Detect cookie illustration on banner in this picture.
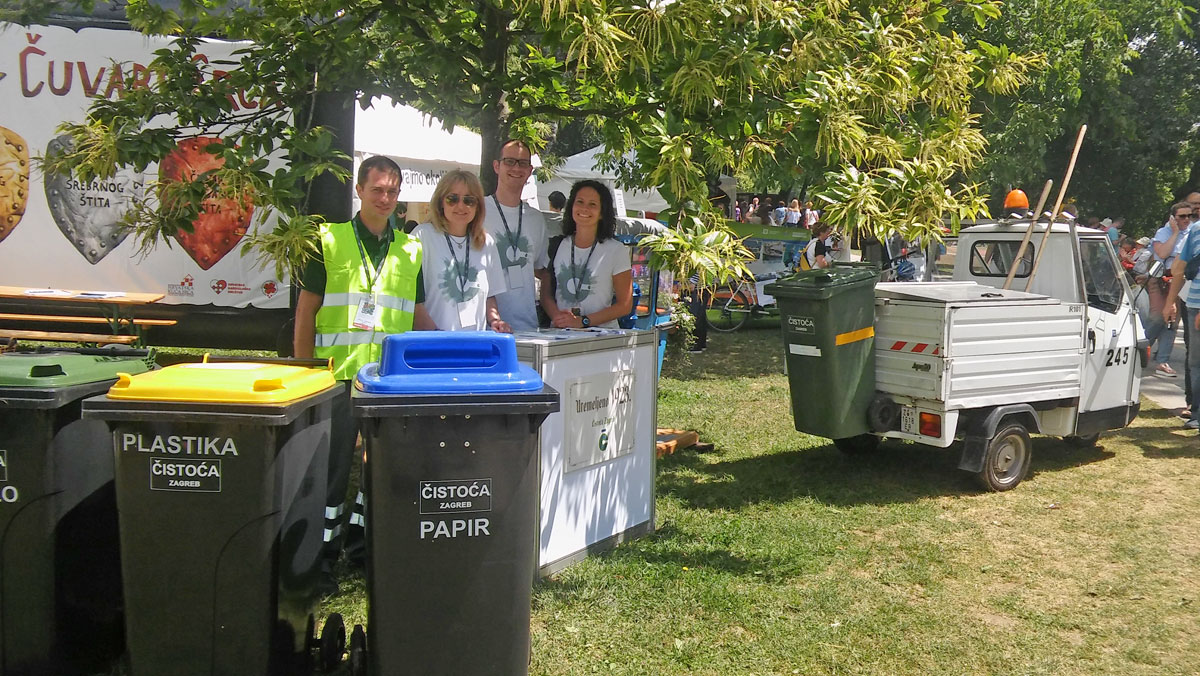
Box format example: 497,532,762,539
44,135,142,264
0,125,29,243
159,137,253,271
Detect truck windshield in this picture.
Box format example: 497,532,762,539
1079,239,1125,314
969,240,1034,277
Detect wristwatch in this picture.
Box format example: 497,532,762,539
581,315,591,328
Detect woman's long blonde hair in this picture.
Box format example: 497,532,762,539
429,169,487,249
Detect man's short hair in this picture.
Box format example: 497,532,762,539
497,138,531,157
357,155,402,187
548,191,566,210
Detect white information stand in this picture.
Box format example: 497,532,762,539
515,329,657,577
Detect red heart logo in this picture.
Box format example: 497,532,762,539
160,137,253,270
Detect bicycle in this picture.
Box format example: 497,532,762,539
705,272,780,332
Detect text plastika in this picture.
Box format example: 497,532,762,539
121,433,239,456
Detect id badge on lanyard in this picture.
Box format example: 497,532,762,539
353,294,380,330
458,297,480,328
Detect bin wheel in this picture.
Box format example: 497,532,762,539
833,434,880,454
319,613,346,672
1063,433,1099,448
707,290,751,332
349,624,367,676
977,422,1031,492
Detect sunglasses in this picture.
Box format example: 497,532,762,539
444,193,478,207
499,157,533,169
1177,212,1194,219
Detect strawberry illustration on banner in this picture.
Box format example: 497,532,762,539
0,125,29,244
159,137,253,270
44,135,143,264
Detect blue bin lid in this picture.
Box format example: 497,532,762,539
355,331,544,394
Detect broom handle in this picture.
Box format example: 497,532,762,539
1026,125,1087,292
1003,179,1053,290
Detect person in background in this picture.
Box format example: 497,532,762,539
734,200,745,223
784,199,803,227
1149,201,1192,377
545,190,566,237
541,179,633,329
804,201,819,229
772,199,788,226
1103,217,1121,244
293,155,434,590
412,169,511,332
746,196,760,222
483,139,550,332
1163,204,1200,430
801,222,834,269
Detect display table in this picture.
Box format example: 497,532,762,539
515,329,657,577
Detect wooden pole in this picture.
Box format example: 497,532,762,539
1002,179,1053,290
1025,125,1087,292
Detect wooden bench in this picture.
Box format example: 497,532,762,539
0,313,177,328
0,329,139,345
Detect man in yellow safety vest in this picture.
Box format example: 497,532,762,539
294,155,435,589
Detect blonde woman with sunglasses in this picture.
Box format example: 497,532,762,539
411,170,511,332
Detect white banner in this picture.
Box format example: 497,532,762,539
0,24,289,308
564,369,636,472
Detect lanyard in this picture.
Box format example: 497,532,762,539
491,195,523,244
352,217,391,292
571,236,598,276
443,233,471,296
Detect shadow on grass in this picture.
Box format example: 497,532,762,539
657,435,1118,509
1111,407,1199,459
663,326,786,381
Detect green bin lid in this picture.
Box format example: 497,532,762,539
0,349,153,388
764,268,878,300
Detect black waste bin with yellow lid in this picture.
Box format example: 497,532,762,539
81,356,341,676
0,346,154,676
352,332,559,676
765,267,878,441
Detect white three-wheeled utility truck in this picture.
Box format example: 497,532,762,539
771,219,1147,491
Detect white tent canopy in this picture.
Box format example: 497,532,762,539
537,146,736,216
353,96,538,206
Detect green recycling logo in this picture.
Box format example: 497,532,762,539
439,260,482,302
495,231,530,270
558,262,595,304
598,429,609,452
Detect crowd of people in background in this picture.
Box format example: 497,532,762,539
1096,193,1200,433
733,195,820,229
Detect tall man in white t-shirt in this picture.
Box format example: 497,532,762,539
483,139,550,331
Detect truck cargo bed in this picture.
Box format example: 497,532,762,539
873,282,1085,409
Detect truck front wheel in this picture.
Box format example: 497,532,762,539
977,423,1031,491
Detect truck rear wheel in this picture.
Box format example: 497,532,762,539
977,422,1031,491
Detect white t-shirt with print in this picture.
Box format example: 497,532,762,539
482,199,549,331
412,223,506,331
551,237,631,328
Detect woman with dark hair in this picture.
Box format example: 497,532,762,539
540,180,633,329
801,222,834,270
412,169,511,332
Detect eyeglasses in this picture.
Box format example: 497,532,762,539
499,157,533,169
1176,212,1194,220
444,193,478,207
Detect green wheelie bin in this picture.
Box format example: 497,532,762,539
0,346,154,676
765,267,878,444
81,356,343,676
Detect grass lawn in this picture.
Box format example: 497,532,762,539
324,326,1200,675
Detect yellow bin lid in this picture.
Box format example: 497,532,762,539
107,360,336,404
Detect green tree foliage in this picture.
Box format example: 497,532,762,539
953,0,1199,231
9,0,1035,275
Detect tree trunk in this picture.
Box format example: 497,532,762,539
477,2,511,195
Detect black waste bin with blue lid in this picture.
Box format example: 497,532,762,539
353,332,559,676
0,346,154,676
81,356,342,676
